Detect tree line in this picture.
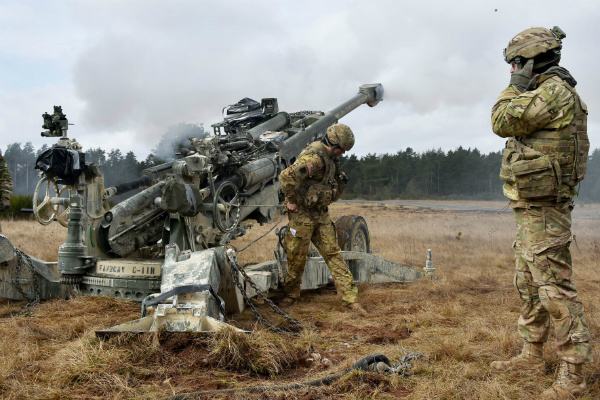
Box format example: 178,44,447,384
3,142,600,202
2,142,157,194
339,147,600,201
340,147,502,200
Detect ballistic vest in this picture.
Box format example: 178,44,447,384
501,75,589,202
298,142,338,211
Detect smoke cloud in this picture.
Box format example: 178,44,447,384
1,0,599,157
152,123,207,161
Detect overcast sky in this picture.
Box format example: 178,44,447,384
1,0,598,158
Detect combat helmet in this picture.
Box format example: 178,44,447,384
504,26,566,66
325,123,355,151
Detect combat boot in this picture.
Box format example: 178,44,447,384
540,361,586,399
490,342,544,372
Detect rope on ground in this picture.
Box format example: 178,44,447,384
167,352,423,399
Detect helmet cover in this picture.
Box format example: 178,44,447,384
326,123,355,151
504,26,565,63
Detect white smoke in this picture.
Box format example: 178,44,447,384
0,0,599,157
152,123,207,161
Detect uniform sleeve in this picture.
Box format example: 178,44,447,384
491,80,576,138
279,153,324,204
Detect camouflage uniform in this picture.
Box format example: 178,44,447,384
0,151,12,210
0,151,12,234
492,69,591,365
279,141,358,305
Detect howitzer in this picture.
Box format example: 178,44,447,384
0,83,430,334
277,83,383,162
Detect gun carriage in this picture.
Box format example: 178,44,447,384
0,84,428,334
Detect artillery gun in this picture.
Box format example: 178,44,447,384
0,84,428,334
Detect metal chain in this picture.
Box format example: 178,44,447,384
11,249,27,300
236,214,283,253
12,248,41,310
225,248,302,334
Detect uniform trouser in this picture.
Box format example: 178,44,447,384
513,203,592,364
283,210,358,305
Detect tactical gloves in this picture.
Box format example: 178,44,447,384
510,59,534,91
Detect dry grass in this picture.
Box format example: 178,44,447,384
206,327,317,376
0,201,599,399
2,218,66,261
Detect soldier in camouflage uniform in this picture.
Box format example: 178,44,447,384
0,151,13,232
490,26,591,399
279,123,367,316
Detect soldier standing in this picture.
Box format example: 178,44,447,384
490,26,591,399
279,123,367,316
0,150,13,232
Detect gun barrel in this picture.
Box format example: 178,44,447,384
248,112,290,140
278,83,383,162
143,161,174,176
113,176,153,195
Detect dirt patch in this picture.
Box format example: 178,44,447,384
314,320,411,345
365,325,412,344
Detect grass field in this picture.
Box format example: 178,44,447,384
0,201,599,399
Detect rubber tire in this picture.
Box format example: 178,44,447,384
334,215,371,254
334,215,371,281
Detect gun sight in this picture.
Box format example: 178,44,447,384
41,105,69,137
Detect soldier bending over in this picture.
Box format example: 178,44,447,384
279,123,367,316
